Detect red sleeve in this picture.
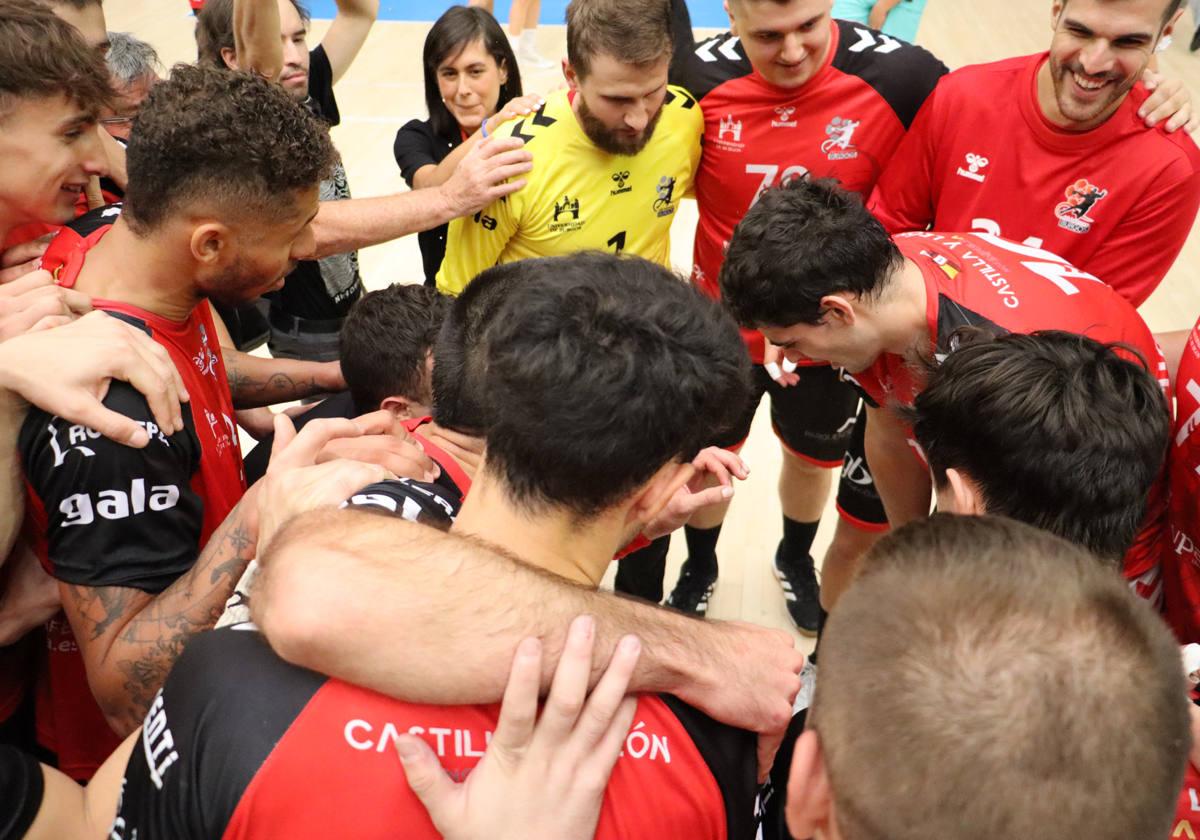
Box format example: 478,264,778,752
1082,164,1200,307
868,84,943,234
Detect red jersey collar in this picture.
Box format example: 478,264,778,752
53,223,201,336
1018,51,1151,153
402,417,474,494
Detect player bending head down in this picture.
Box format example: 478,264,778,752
906,329,1171,565
564,0,675,155
121,64,334,306
786,513,1191,840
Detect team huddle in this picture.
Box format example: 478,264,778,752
0,0,1199,837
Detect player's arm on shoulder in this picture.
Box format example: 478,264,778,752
320,0,379,84
252,508,803,739
1082,164,1200,309
863,402,930,528
0,389,26,565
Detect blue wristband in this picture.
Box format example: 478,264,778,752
481,118,489,139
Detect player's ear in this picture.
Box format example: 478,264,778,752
1049,0,1065,30
380,396,415,420
819,295,857,327
1162,6,1185,39
563,59,578,90
190,223,233,267
497,57,509,87
787,730,835,839
946,468,986,516
219,47,239,71
628,462,694,529
724,0,737,34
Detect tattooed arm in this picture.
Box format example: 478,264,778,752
57,492,259,736
223,349,344,409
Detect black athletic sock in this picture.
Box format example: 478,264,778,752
779,516,820,568
683,523,722,577
614,535,671,603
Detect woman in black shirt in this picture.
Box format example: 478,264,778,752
394,7,540,285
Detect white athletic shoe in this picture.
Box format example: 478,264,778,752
515,30,555,70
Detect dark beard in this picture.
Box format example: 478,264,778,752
577,96,664,156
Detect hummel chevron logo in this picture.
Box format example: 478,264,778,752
510,103,556,144
695,35,741,63
849,28,902,54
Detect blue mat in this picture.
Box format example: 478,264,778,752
306,0,730,28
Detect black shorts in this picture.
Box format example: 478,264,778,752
717,364,858,465
834,404,889,531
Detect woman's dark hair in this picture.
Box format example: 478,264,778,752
423,6,522,140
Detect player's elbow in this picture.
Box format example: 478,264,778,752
94,681,149,738
251,552,329,668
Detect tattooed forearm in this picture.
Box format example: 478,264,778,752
225,350,338,409
59,499,260,735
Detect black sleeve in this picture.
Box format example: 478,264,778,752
394,120,443,188
662,696,759,840
0,746,42,840
115,627,326,839
830,19,948,129
307,45,340,127
342,476,462,530
668,0,695,84
671,29,754,100
18,381,205,593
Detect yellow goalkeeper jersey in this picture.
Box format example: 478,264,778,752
436,85,702,294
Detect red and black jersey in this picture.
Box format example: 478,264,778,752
672,20,946,363
17,225,245,780
851,232,1169,598
1165,318,1200,644
868,53,1200,308
114,626,758,840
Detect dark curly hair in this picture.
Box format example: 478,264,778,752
123,63,335,234
0,0,112,118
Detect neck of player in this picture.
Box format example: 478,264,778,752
452,466,638,588
70,216,202,322
884,258,933,357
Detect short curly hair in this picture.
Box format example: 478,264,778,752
0,0,112,119
123,63,334,234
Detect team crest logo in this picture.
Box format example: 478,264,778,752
193,324,220,379
654,176,678,218
771,105,797,128
821,117,860,160
1054,179,1108,234
719,115,743,141
553,195,580,222
610,171,632,196
550,194,584,232
955,152,989,183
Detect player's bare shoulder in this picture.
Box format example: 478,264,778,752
829,19,948,128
